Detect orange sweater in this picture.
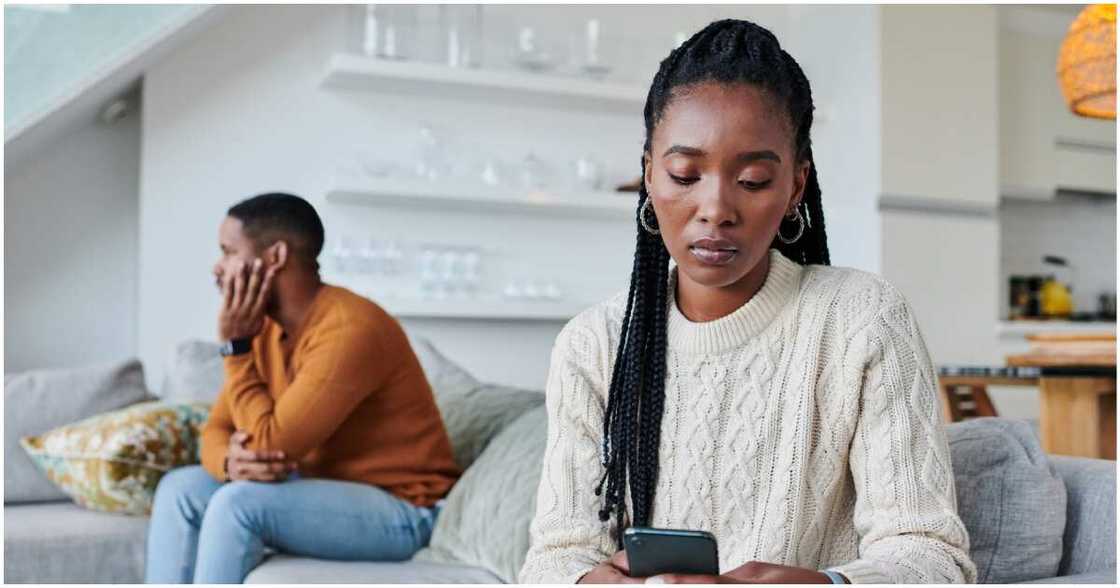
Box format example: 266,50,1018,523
200,285,460,507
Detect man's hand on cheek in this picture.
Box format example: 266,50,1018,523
218,258,276,341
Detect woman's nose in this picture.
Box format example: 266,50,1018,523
695,179,739,226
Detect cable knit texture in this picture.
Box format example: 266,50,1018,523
519,249,977,584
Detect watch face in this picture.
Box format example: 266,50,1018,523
220,339,251,356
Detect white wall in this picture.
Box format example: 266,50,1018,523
138,5,882,389
876,7,1009,410
880,5,999,206
784,5,882,273
4,108,141,374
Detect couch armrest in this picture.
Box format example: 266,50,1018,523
1018,566,1117,584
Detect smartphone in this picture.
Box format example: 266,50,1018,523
622,526,719,578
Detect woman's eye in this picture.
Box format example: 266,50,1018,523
740,179,772,190
668,173,699,186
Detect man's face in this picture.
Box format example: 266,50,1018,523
213,216,259,291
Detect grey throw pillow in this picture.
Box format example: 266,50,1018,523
947,417,1067,583
407,334,543,470
159,340,223,402
414,404,548,582
4,359,152,503
433,382,545,471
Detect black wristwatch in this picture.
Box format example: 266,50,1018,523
219,338,253,357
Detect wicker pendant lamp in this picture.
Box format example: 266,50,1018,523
1056,4,1117,120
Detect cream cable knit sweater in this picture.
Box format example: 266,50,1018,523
519,249,976,584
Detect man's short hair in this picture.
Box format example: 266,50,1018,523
227,193,325,264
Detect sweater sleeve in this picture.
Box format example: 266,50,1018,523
199,388,234,481
519,320,616,584
223,320,393,459
827,290,978,584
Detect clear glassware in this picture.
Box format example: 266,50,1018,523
419,249,438,298
439,249,460,297
360,4,418,61
514,26,556,72
462,249,481,291
332,237,357,274
384,240,403,275
543,280,562,301
415,123,449,182
520,152,553,190
571,18,611,79
480,158,506,187
572,155,604,191
441,5,483,68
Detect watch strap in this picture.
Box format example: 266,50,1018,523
220,338,252,357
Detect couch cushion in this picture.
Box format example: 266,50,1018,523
1048,455,1117,576
408,335,544,470
3,501,148,583
433,381,545,471
947,417,1067,583
1020,567,1118,584
414,404,547,582
159,340,224,402
245,554,501,583
5,359,153,503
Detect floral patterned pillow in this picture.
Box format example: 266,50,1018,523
20,400,211,515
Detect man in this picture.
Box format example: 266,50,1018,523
145,193,460,583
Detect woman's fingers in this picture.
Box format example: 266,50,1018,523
611,550,631,574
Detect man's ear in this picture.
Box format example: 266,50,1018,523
264,241,289,271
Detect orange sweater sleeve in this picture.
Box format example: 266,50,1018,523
222,320,396,458
199,389,234,481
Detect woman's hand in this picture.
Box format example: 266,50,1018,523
645,561,838,584
578,551,645,584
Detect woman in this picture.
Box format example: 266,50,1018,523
519,19,976,585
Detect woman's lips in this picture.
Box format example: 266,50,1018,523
689,236,738,266
689,245,737,265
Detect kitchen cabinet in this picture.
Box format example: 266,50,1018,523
1000,25,1117,200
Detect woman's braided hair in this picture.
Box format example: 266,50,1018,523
595,19,831,546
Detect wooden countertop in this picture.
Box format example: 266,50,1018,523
1006,332,1117,368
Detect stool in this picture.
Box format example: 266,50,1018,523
937,368,1040,424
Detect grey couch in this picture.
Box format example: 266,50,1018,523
5,343,1116,584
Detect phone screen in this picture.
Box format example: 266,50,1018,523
623,527,719,578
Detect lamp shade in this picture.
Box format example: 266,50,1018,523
1057,4,1117,119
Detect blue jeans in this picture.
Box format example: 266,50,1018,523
144,466,439,583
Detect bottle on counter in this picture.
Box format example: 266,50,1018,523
1009,275,1029,320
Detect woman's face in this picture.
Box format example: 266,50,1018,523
644,82,808,291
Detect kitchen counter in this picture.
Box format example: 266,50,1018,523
997,320,1116,338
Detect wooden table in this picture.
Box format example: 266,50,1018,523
1007,334,1116,460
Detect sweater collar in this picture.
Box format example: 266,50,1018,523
666,248,803,354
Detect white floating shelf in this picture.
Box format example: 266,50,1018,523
321,53,647,114
358,294,586,321
326,178,636,220
996,320,1116,338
